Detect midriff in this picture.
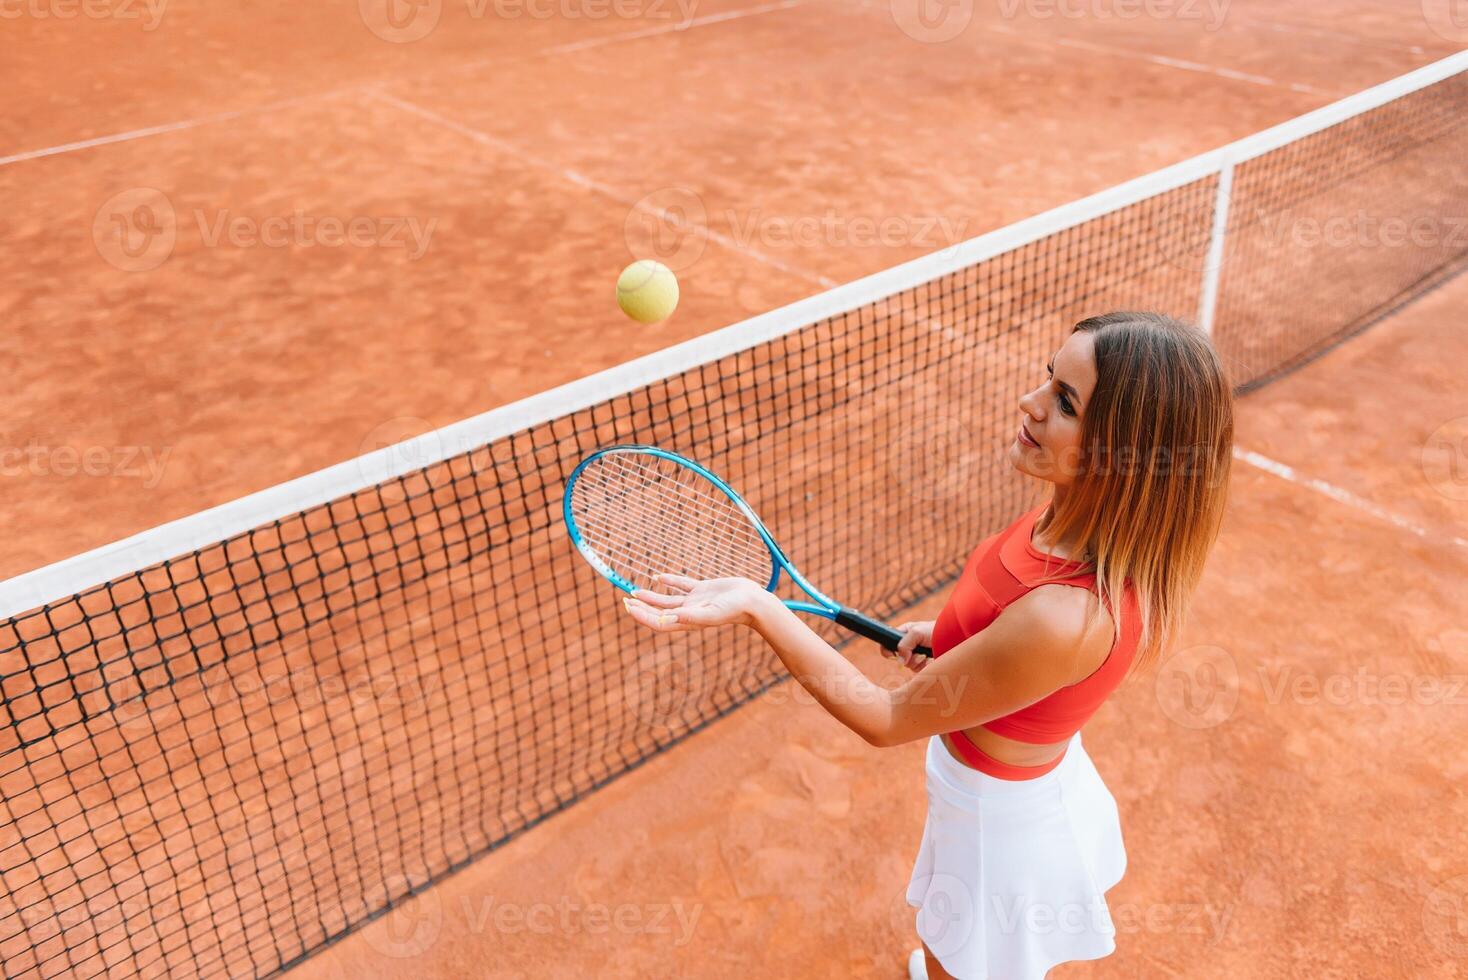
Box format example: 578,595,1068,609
941,725,1069,771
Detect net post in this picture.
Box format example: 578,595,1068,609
1197,159,1234,335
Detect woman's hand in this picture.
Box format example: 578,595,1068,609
621,574,773,634
890,621,935,671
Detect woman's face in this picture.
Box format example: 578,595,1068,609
1008,329,1097,486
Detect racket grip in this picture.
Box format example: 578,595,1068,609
834,608,933,658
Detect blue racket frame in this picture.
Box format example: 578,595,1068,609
563,444,930,656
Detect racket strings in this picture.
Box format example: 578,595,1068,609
576,457,771,580
582,457,759,545
586,456,760,545
576,480,765,584
572,453,774,589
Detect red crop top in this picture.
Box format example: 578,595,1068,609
930,503,1141,780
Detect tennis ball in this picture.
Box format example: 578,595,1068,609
616,259,679,323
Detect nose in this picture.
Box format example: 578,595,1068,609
1018,386,1043,420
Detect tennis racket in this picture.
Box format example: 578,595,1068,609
562,444,931,658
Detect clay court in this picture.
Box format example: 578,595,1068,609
2,1,1466,978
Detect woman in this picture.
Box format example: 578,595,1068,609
622,311,1235,979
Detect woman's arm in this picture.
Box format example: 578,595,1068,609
868,585,1112,746
623,575,1112,748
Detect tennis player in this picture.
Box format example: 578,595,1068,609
622,311,1235,979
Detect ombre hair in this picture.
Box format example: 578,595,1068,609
1039,311,1234,675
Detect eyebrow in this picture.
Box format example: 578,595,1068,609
1047,358,1083,409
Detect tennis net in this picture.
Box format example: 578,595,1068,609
2,51,1465,980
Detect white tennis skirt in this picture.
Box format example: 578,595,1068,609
905,732,1127,979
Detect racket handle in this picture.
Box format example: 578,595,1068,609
834,608,933,658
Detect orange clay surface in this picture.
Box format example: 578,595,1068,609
3,1,1466,977
1,0,1455,580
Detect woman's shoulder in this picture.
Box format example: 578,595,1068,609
1015,581,1117,630
1012,583,1118,683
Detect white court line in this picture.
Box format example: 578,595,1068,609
1234,447,1468,552
1239,17,1428,56
0,0,810,167
985,23,1329,95
0,91,359,169
368,90,838,289
542,0,810,55
0,114,245,167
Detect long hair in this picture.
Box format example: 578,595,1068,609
1039,311,1234,675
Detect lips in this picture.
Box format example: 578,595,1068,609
1017,423,1040,449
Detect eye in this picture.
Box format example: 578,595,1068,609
1046,361,1076,416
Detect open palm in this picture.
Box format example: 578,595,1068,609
622,574,768,632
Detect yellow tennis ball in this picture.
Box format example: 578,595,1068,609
616,259,679,324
